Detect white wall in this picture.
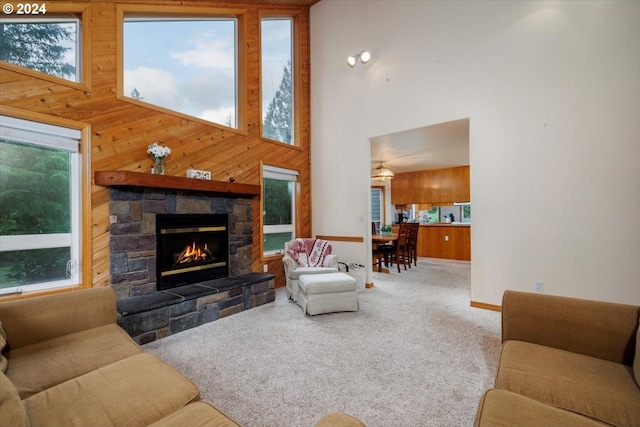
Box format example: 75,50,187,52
310,0,640,305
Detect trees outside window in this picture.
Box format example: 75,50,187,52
0,116,81,294
0,18,79,82
263,166,297,255
261,18,294,145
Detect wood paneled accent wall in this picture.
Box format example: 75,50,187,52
0,0,313,290
391,166,470,205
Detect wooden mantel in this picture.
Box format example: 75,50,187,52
94,171,261,197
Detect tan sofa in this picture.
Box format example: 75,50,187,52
0,286,239,427
475,290,640,427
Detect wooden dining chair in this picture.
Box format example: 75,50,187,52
407,222,419,267
391,223,411,273
372,224,393,272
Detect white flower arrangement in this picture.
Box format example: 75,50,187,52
147,142,171,159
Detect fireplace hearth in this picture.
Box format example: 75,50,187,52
156,214,229,291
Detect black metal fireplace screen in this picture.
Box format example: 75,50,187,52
156,214,229,290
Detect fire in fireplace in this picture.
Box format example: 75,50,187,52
156,214,229,290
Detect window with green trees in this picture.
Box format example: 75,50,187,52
263,166,297,255
0,16,80,82
261,18,294,145
0,116,81,294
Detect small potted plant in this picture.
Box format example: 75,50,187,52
380,224,393,235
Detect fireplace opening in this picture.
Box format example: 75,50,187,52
156,214,229,290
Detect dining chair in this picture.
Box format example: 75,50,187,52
390,223,411,273
372,241,394,272
407,222,419,267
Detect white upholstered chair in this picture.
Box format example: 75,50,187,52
282,238,339,302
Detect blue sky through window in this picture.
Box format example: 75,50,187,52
124,17,292,128
124,19,237,127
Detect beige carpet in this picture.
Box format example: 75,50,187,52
143,258,502,426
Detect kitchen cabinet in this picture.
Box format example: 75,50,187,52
391,166,469,205
417,224,470,261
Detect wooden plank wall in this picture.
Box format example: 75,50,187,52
0,0,312,289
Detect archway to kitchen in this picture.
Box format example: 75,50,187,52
367,117,471,284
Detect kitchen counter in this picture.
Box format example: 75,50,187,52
417,223,471,260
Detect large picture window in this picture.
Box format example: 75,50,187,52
261,18,294,144
0,116,81,294
123,16,238,128
263,166,297,255
0,15,81,82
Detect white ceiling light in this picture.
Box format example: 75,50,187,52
347,50,371,67
371,163,395,181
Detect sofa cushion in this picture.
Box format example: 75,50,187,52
6,323,142,399
149,401,240,427
474,389,609,427
314,412,366,427
0,320,7,374
287,267,339,279
496,340,640,427
0,372,29,427
24,353,200,427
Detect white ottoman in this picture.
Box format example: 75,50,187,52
297,273,359,315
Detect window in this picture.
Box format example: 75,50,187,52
371,188,383,232
123,16,238,128
0,15,81,82
263,166,297,255
462,205,471,223
0,116,81,294
261,18,294,144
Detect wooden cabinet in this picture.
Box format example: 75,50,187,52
417,225,470,261
391,166,469,205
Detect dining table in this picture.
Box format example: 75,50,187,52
371,233,398,244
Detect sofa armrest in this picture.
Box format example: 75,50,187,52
501,290,639,365
0,286,117,350
282,255,297,274
323,254,339,269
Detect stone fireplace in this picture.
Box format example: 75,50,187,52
108,186,253,297
96,171,274,344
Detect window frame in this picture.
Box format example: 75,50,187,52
116,5,247,133
0,2,91,91
261,164,299,257
0,106,91,298
259,11,301,148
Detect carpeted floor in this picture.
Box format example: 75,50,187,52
143,258,502,427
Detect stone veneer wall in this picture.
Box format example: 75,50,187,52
108,187,254,298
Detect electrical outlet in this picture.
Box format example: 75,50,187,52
534,280,544,293
263,264,268,273
444,235,449,241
